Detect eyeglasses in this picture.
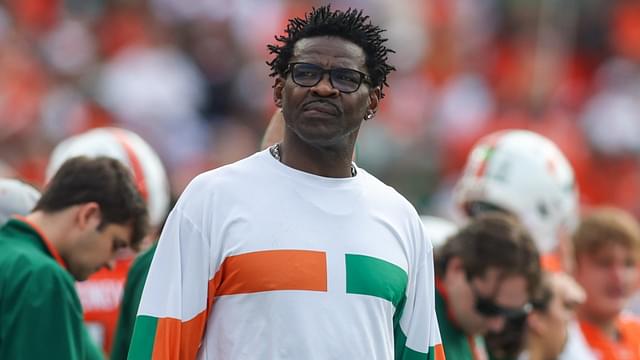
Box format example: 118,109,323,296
286,62,371,93
471,286,532,319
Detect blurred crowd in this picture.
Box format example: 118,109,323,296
1,0,640,218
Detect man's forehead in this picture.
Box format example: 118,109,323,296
106,223,133,241
475,268,527,290
582,243,638,261
292,36,366,66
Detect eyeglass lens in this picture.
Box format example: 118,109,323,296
475,295,529,319
290,63,365,93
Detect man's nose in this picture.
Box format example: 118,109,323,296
311,74,339,97
485,316,507,333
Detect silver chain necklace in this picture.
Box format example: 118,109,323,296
269,143,357,177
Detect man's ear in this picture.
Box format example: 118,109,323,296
443,256,466,282
273,77,285,108
76,202,101,231
526,311,545,335
368,87,381,114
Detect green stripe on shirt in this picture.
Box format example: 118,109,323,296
393,323,429,360
128,315,158,359
345,254,408,307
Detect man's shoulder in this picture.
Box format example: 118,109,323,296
1,248,76,307
619,313,640,334
358,168,419,214
0,241,72,286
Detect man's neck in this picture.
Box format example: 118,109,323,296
25,210,73,254
279,136,356,178
578,307,618,340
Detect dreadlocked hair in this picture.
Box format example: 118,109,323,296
267,5,395,98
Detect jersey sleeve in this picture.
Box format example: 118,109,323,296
3,266,98,360
128,206,212,360
394,220,446,360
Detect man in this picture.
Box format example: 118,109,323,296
129,6,444,359
573,207,640,359
0,156,148,359
46,127,171,357
453,129,594,360
435,213,541,360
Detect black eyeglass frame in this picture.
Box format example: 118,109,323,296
469,282,532,319
286,62,372,93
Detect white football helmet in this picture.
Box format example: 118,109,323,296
0,178,41,227
46,127,170,228
454,130,578,253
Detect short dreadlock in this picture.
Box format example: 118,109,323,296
267,5,395,97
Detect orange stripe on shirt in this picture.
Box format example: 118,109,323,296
148,250,327,358
151,268,223,358
434,343,447,360
152,315,206,360
216,249,328,295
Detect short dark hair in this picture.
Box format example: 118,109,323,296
35,156,148,249
436,213,541,296
267,5,396,97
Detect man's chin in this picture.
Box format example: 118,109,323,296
72,270,91,282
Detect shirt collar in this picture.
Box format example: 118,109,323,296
13,215,68,269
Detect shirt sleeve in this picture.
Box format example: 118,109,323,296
3,266,97,360
128,206,211,360
394,220,446,360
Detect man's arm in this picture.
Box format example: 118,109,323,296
394,221,446,360
128,203,210,360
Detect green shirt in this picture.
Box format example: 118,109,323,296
110,243,157,360
436,286,485,360
0,219,103,360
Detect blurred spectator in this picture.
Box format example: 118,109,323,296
0,156,148,359
46,127,170,357
573,207,640,359
434,213,541,360
451,129,596,360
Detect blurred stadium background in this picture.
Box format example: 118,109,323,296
1,0,639,219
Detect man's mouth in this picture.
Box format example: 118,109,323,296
303,101,339,115
605,287,626,298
